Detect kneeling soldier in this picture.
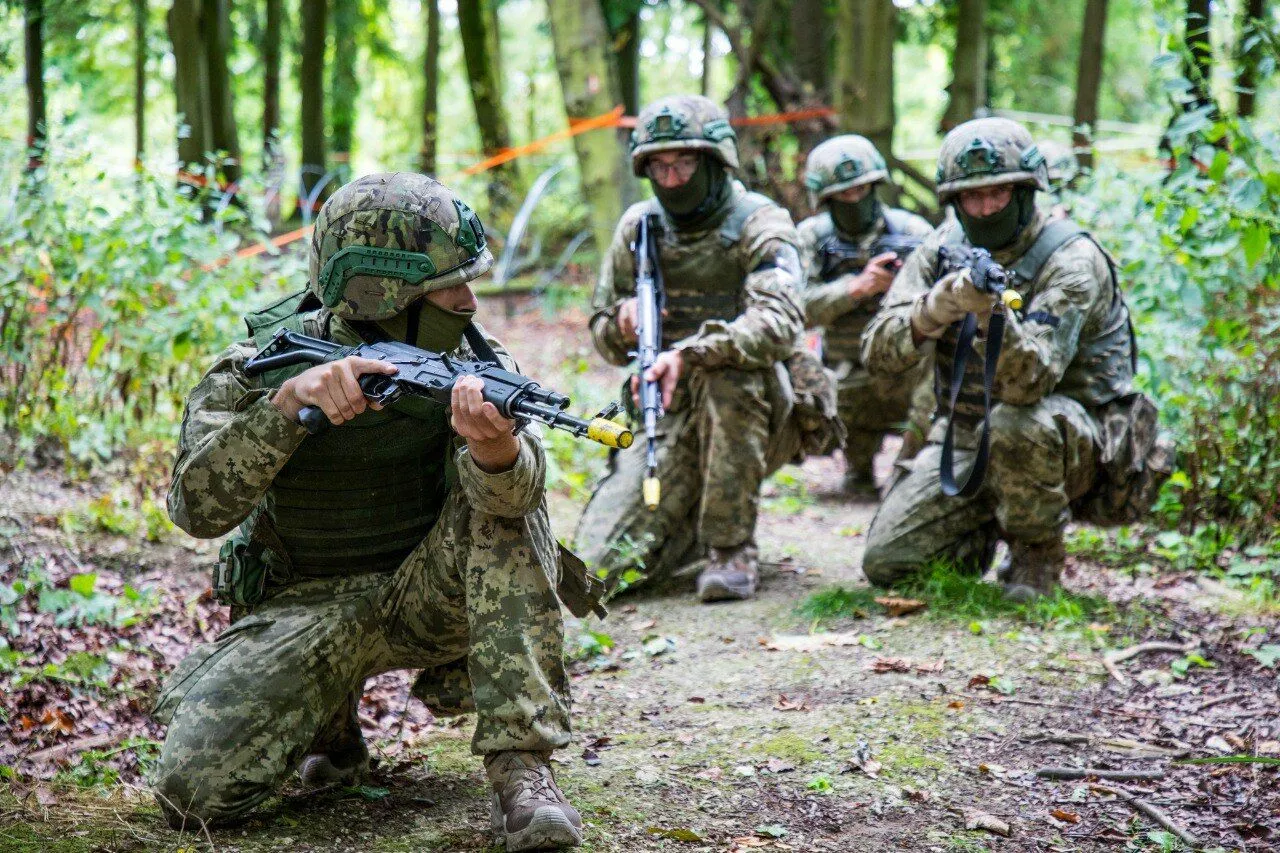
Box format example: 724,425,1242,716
153,173,594,850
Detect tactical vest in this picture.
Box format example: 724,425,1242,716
815,209,918,364
644,190,773,347
933,220,1136,429
240,290,455,577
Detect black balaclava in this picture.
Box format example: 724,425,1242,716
651,153,732,229
955,185,1036,251
828,190,881,238
377,298,475,353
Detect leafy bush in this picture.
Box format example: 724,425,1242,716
0,131,303,479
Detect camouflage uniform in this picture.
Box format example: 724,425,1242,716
1038,139,1079,220
796,136,934,490
152,175,586,845
860,119,1140,596
573,95,806,596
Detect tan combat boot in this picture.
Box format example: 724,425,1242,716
1002,538,1066,602
298,696,370,788
696,543,759,602
486,751,584,850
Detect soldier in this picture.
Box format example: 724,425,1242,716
152,173,595,851
1038,139,1079,220
574,95,810,603
797,135,934,496
861,118,1159,599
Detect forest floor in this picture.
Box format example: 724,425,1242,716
2,298,1278,853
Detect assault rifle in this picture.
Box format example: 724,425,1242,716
244,328,633,449
818,232,923,281
631,212,665,510
936,245,1023,311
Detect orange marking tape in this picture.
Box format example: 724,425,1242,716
458,105,626,176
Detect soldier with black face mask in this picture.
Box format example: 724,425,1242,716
796,135,934,497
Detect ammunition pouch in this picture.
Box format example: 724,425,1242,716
1074,392,1174,525
214,534,271,609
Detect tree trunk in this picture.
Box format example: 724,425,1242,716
790,0,828,100
203,0,241,186
458,0,518,215
700,8,712,96
1237,0,1266,117
834,0,896,156
940,0,986,132
610,8,641,116
330,0,358,176
298,0,327,217
547,0,629,257
168,0,213,172
1184,0,1213,110
1072,0,1108,170
134,0,146,164
263,0,282,166
421,0,440,175
23,0,46,172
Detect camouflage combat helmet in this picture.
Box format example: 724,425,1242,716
804,135,889,206
629,95,738,176
935,117,1049,203
1038,140,1079,187
309,172,493,321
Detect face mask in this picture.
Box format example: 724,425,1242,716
956,186,1035,251
651,156,713,217
829,192,881,237
377,298,475,354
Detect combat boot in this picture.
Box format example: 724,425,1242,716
696,543,759,602
485,751,584,850
1002,537,1066,602
299,690,370,787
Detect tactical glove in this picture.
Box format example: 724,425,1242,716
910,269,995,339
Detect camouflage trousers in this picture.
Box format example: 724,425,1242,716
573,365,795,589
150,491,570,825
862,395,1100,586
832,360,923,477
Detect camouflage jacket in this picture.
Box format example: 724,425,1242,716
589,182,805,373
168,312,546,539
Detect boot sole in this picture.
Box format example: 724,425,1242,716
697,578,755,602
492,798,584,850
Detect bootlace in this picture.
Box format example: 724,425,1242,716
514,764,564,805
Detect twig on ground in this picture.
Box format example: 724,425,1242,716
1037,766,1167,781
1103,640,1199,685
22,732,121,765
1192,692,1245,713
1021,731,1092,745
1090,784,1200,849
984,697,1234,728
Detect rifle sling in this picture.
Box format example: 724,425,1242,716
939,309,1006,498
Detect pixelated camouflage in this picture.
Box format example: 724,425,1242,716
935,118,1049,202
803,135,890,206
629,95,739,175
1038,140,1079,188
309,172,495,321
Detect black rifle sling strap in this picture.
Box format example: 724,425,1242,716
463,322,501,365
939,309,1006,498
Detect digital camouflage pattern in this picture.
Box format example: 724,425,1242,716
935,118,1049,202
803,135,890,205
797,208,934,481
309,172,494,321
860,208,1137,583
157,310,572,825
577,184,806,588
629,95,739,175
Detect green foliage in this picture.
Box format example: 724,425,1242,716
2,556,158,635
0,130,302,479
797,585,883,623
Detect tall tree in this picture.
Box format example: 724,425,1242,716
263,0,282,167
458,0,518,214
1072,0,1108,170
421,0,440,175
790,0,828,101
604,3,641,116
168,0,240,185
134,0,146,165
24,0,46,172
940,0,987,132
1184,0,1213,110
546,0,628,256
1236,0,1267,117
330,0,358,176
834,0,896,156
203,0,240,185
298,0,327,217
700,7,712,96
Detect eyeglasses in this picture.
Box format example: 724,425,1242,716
645,155,700,182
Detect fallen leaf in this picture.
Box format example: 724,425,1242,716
874,596,926,617
947,700,965,710
762,632,861,652
915,656,946,674
765,758,795,774
687,696,706,704
903,788,931,803
773,694,811,712
1206,735,1233,754
869,656,913,673
1050,808,1081,824
645,826,704,842
963,809,1012,837
967,674,992,690
755,824,788,838
733,764,756,777
581,748,601,766
694,766,723,781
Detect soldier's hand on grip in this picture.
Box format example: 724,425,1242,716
911,270,996,339
852,252,900,298
272,356,399,425
630,350,682,411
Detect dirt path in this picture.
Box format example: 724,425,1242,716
3,303,1277,852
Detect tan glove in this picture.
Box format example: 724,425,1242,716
910,269,996,339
